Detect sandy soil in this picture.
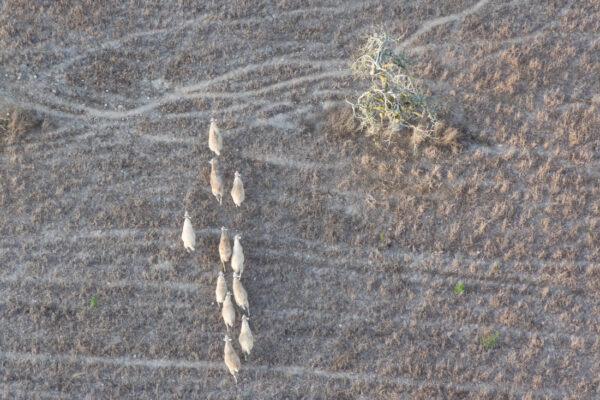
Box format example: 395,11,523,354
1,0,600,398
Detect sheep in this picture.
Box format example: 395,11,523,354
231,234,244,276
232,272,249,315
181,211,195,253
208,118,222,156
238,315,254,360
223,335,241,384
215,270,227,307
219,226,232,269
230,171,245,207
209,158,224,205
221,291,236,331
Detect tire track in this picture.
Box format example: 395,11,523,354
3,222,598,293
4,239,600,342
9,58,347,121
398,0,492,48
37,4,358,77
0,384,70,400
3,269,598,344
0,351,568,398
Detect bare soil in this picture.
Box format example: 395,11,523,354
1,0,600,398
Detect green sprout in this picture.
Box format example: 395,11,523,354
90,296,97,307
481,331,499,350
454,281,464,294
491,262,499,274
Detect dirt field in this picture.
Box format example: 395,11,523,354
1,0,600,398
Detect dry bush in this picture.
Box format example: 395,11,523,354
348,33,461,154
433,122,462,153
0,106,38,147
348,33,438,149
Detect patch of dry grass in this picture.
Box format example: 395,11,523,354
325,105,362,141
0,109,33,143
0,105,39,147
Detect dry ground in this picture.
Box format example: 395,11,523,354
1,0,600,398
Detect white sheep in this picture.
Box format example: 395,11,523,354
230,171,245,207
231,234,244,276
208,118,222,156
181,211,195,253
209,158,224,205
215,270,227,307
219,226,232,268
232,272,249,315
223,335,241,384
238,315,254,360
221,291,235,331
